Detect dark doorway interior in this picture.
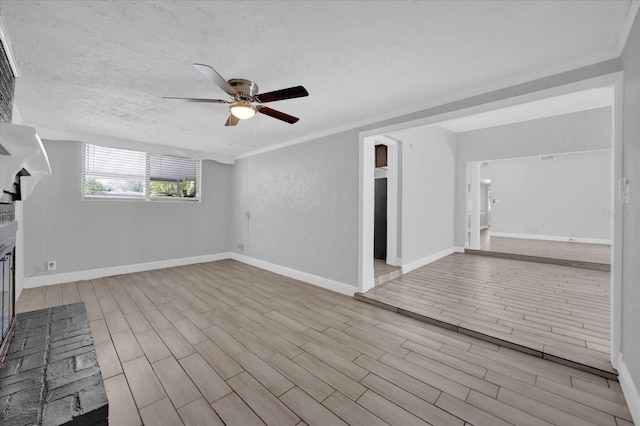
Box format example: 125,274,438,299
374,178,387,260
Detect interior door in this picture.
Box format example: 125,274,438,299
374,178,387,260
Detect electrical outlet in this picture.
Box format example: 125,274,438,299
245,211,251,218
237,244,244,250
47,260,56,271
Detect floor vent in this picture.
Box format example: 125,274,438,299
540,154,555,161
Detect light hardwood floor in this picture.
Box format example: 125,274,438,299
473,231,611,268
374,259,400,277
358,253,615,377
16,260,633,426
374,259,402,287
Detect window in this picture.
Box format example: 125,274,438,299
149,153,198,198
83,145,146,199
83,144,200,201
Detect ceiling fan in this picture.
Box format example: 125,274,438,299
163,63,309,126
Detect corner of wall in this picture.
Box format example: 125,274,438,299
402,247,458,274
618,354,640,426
230,253,356,296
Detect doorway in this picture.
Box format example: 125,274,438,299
359,136,399,292
374,177,387,260
466,150,613,269
358,72,623,370
480,181,491,231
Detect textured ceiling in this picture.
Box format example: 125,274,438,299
0,1,635,162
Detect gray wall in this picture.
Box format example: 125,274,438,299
229,124,456,287
621,10,640,404
22,60,618,290
455,107,612,246
390,126,457,263
24,140,231,276
482,150,611,241
227,60,621,289
230,131,359,287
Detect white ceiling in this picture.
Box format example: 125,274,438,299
437,86,614,133
1,1,636,162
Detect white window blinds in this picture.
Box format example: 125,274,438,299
149,154,199,199
83,145,146,198
83,144,200,201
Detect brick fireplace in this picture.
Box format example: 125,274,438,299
0,303,109,425
0,215,16,362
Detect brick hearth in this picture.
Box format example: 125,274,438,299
0,302,108,426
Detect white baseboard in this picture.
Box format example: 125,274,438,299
619,354,640,426
22,251,358,298
453,246,465,253
619,355,640,424
23,252,233,288
490,232,611,245
402,247,456,274
230,253,356,296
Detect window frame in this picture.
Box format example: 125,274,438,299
82,144,202,202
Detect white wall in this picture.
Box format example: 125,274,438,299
621,10,640,422
230,131,359,287
23,140,232,283
456,107,612,247
481,150,611,242
389,126,457,264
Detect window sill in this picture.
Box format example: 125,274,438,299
82,195,201,203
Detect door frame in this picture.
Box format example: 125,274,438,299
610,72,623,368
358,71,623,370
377,136,400,267
359,136,399,293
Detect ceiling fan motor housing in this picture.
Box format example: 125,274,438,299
228,79,259,97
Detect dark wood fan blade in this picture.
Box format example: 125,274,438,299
193,63,238,96
255,86,309,103
225,114,239,127
162,97,229,103
257,106,299,124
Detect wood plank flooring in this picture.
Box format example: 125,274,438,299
15,259,633,426
374,260,402,286
471,232,611,270
357,253,615,378
483,236,611,264
374,260,401,277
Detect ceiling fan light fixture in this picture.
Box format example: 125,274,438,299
229,101,256,119
166,64,306,126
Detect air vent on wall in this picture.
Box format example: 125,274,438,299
540,154,555,161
